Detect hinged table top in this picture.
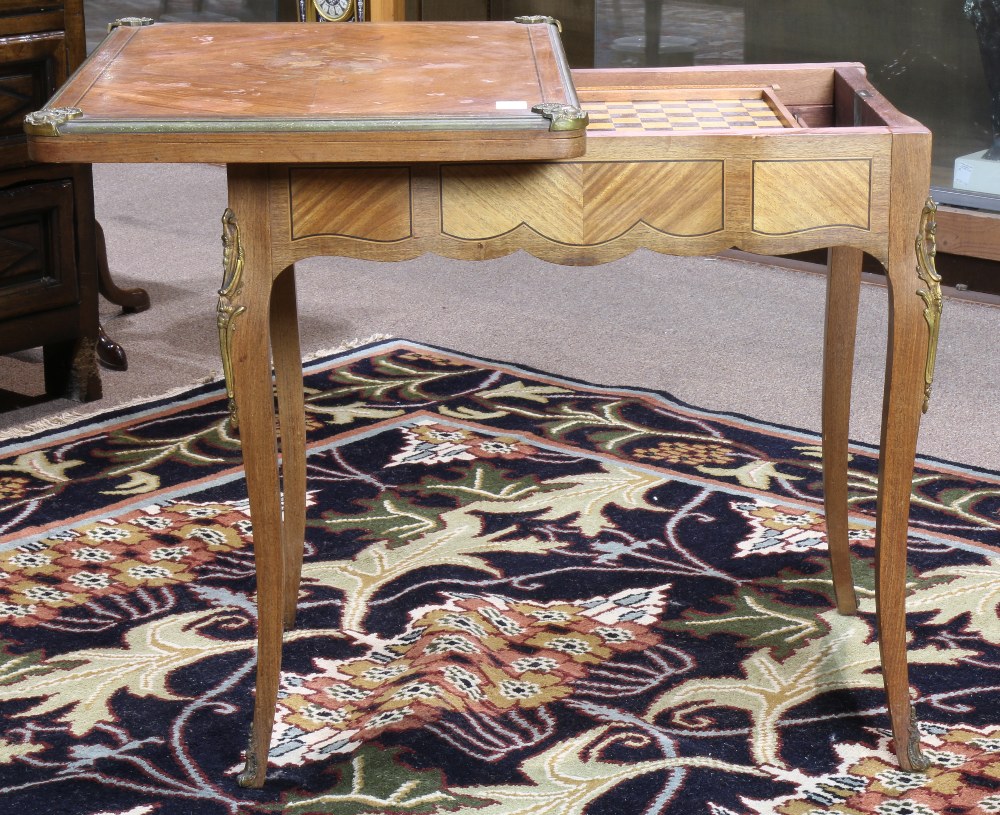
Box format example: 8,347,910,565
25,20,585,163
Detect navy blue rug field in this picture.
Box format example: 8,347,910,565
1,339,998,815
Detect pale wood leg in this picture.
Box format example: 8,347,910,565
876,270,930,772
270,265,306,629
875,138,934,772
822,246,863,615
224,167,285,789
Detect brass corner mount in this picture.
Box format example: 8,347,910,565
108,17,155,32
23,107,82,137
514,15,562,33
531,103,588,132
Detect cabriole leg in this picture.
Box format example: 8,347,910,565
822,246,864,615
875,196,939,773
220,166,286,789
270,265,307,628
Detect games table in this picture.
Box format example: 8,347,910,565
25,18,940,787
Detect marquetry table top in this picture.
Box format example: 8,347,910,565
25,20,585,163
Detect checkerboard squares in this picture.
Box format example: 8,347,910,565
584,96,790,132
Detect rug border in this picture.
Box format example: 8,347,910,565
0,334,392,450
3,335,999,488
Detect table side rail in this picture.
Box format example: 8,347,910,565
262,130,896,268
832,66,928,131
572,63,861,107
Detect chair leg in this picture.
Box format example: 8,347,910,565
822,246,863,615
97,324,128,371
95,221,150,314
270,265,307,629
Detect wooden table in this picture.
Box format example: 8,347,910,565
25,19,940,788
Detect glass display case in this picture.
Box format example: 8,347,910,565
81,1,279,51
594,0,1000,214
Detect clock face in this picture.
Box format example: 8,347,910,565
313,0,355,21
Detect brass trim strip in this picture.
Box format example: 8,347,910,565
543,15,580,112
915,197,942,414
217,208,246,428
25,113,560,137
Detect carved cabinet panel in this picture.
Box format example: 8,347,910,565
0,179,77,321
0,31,67,166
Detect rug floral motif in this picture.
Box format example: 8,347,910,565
0,339,998,815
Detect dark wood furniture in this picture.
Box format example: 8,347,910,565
0,0,104,398
0,0,150,398
27,20,939,787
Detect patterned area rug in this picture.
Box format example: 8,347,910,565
1,339,998,815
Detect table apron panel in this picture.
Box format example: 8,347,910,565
275,154,891,266
751,158,874,235
439,161,725,243
289,166,413,242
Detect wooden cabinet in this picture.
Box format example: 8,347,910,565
0,0,100,401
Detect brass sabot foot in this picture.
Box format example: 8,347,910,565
897,707,930,772
237,740,266,788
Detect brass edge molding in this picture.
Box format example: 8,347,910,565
218,208,246,428
531,103,588,132
23,107,83,137
915,197,942,414
108,16,154,31
50,115,558,135
514,15,562,33
542,14,581,112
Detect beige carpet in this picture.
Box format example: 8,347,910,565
1,162,998,472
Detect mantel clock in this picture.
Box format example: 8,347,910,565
304,0,364,22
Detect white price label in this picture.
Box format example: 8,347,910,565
954,161,973,186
